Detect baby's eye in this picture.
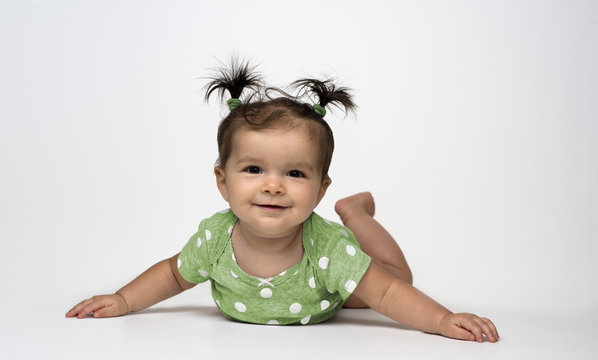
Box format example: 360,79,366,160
245,166,262,174
287,170,304,178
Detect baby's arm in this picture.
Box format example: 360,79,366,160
66,253,196,318
353,263,499,342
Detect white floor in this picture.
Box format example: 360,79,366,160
3,285,596,360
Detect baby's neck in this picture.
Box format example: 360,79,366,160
231,222,304,278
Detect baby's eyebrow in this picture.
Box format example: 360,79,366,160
235,156,272,167
289,162,315,172
236,156,262,164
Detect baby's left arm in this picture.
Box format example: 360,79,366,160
353,263,499,343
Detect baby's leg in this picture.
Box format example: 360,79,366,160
335,192,413,308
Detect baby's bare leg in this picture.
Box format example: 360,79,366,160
336,192,413,308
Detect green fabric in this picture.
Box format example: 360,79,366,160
177,209,372,325
313,104,326,116
227,98,242,111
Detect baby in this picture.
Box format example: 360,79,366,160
66,60,499,343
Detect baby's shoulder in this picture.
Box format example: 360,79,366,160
197,208,237,232
303,212,360,254
193,209,237,260
305,212,355,237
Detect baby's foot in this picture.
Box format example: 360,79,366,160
335,192,376,224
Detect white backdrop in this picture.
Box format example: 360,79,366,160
1,0,597,347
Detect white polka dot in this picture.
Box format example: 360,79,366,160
278,270,286,276
289,303,302,314
215,300,221,307
300,315,311,325
331,301,339,309
345,280,357,293
308,277,316,289
318,257,329,269
310,238,315,246
346,245,356,256
219,208,229,214
320,300,330,310
196,237,202,248
327,288,334,294
205,229,211,241
267,320,279,325
260,288,273,299
340,229,349,238
177,258,182,268
232,252,236,261
198,270,209,277
228,225,233,236
293,270,299,276
234,302,246,312
230,270,238,278
324,219,332,226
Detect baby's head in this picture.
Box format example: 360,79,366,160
205,59,355,183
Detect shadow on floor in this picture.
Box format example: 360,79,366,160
328,308,415,331
129,305,415,332
131,305,222,318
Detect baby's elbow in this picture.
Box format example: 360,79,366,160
404,269,413,285
395,266,413,285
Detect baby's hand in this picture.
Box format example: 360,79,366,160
66,293,128,319
438,313,499,343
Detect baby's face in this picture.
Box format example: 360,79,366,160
215,126,330,239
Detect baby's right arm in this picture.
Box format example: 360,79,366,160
353,263,499,342
66,253,196,319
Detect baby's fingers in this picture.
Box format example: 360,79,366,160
66,295,126,319
66,298,101,318
447,325,478,342
480,317,500,342
71,297,107,318
468,318,486,343
66,298,90,317
463,315,499,343
440,313,499,343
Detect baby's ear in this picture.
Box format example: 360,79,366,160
317,177,332,204
214,167,229,201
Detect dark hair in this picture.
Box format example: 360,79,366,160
204,58,356,181
204,57,264,101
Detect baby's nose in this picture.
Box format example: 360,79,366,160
261,176,285,194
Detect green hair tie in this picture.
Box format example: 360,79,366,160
227,98,242,111
313,104,326,116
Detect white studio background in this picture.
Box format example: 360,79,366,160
1,0,597,337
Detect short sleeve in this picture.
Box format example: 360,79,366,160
316,227,372,300
177,220,213,284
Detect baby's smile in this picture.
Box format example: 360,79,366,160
255,204,289,212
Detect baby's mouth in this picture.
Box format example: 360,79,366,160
256,204,288,211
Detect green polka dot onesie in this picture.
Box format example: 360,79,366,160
177,209,372,325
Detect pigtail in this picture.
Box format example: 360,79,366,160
289,78,356,117
203,57,263,108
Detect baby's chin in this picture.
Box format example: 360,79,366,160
249,224,303,240
237,219,304,239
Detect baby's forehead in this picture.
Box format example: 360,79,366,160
235,121,319,143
